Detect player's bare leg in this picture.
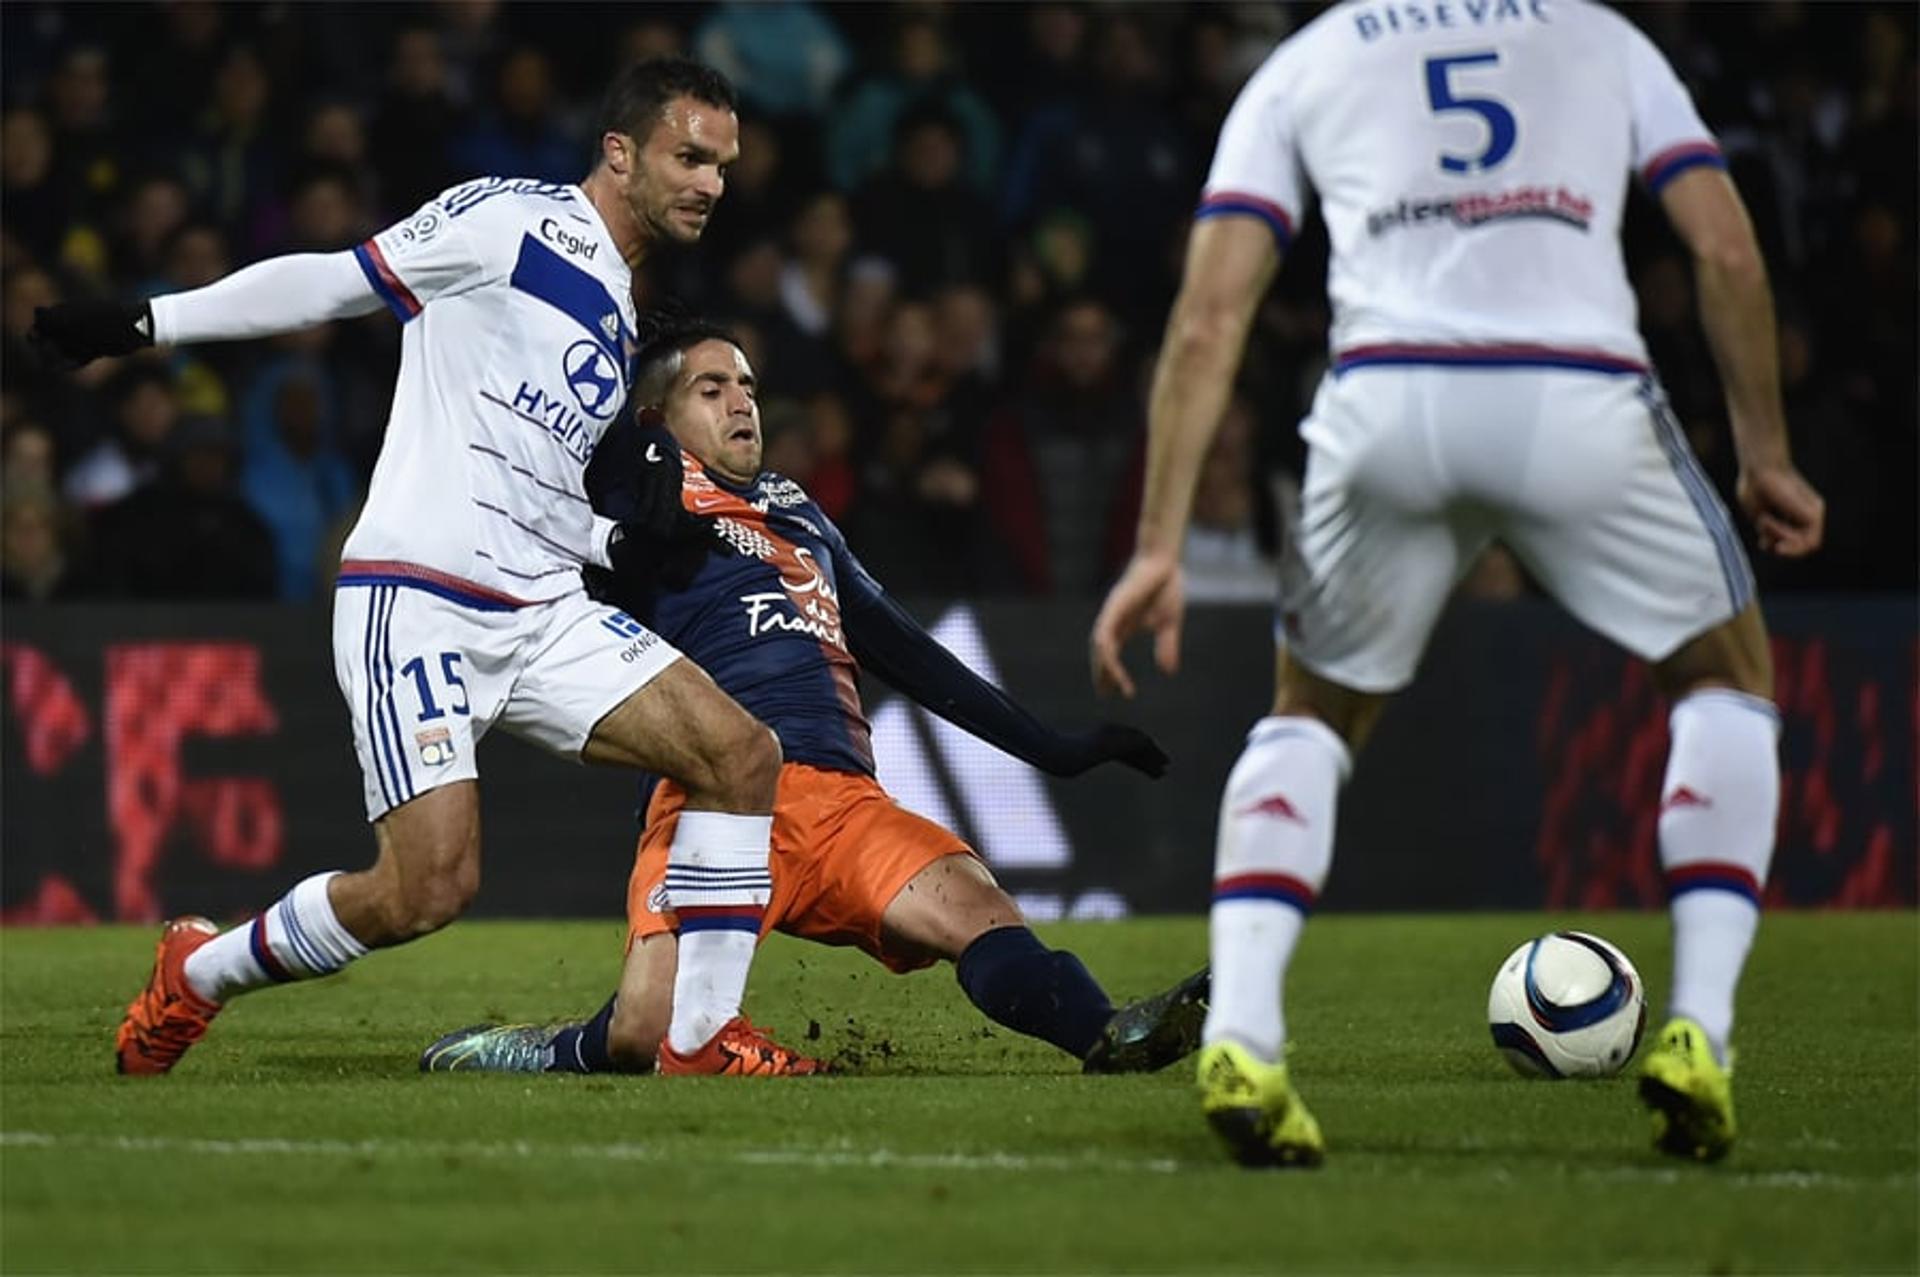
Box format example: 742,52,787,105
422,930,677,1075
583,658,822,1073
426,852,1199,1075
887,856,1112,1059
582,657,779,798
1652,600,1772,701
602,934,676,1069
1640,602,1778,1159
330,782,484,944
1269,649,1389,750
877,855,1205,1071
878,854,1020,963
119,782,482,1075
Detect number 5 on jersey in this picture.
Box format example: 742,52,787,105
1426,51,1517,173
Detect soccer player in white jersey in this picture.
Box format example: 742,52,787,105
32,59,826,1078
1089,0,1825,1166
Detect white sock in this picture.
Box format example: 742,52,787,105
1659,689,1780,1063
663,810,773,1054
1667,893,1758,1061
182,872,369,1004
1202,716,1350,1062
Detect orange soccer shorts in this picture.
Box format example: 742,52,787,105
626,762,975,973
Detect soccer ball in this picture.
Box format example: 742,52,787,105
1487,931,1647,1079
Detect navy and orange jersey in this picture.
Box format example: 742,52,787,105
605,451,882,778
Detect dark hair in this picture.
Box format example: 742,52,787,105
597,57,736,145
632,305,743,406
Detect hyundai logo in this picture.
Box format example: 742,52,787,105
562,340,623,420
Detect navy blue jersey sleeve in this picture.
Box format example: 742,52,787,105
843,589,1074,773
833,513,1168,781
830,509,1071,774
821,511,884,612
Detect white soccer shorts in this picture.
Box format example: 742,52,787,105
1276,368,1755,692
331,581,681,820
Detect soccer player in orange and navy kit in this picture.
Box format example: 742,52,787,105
421,314,1206,1076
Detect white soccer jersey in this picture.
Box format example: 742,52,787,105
339,177,637,607
1201,0,1724,373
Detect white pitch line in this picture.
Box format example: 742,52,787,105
0,1131,1184,1176
1567,1164,1914,1190
1,1132,1909,1190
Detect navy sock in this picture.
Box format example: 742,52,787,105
955,925,1115,1058
546,995,617,1073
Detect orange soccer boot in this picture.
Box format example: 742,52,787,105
656,1016,829,1076
115,917,222,1075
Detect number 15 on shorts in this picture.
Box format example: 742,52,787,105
400,651,469,767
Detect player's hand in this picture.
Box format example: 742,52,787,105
1089,551,1185,699
29,300,154,367
604,414,720,592
621,412,691,542
1736,460,1824,558
608,517,714,592
1051,722,1171,779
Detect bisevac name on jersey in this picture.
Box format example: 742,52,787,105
1201,0,1725,366
1349,0,1551,43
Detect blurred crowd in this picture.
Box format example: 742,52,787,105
2,1,1913,604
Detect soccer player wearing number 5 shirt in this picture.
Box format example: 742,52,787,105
32,60,824,1077
1090,0,1824,1166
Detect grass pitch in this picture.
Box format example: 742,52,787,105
3,913,1915,1275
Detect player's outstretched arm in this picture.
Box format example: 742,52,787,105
30,252,385,368
1090,214,1277,698
843,590,1168,779
1660,168,1825,558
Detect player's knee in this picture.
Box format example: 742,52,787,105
1655,605,1774,702
950,873,1022,941
887,856,1017,961
1271,652,1386,749
738,722,783,795
1660,652,1774,702
378,846,479,939
1663,666,1774,705
425,859,480,930
386,875,475,938
694,717,782,809
949,893,1023,957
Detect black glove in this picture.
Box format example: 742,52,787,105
1052,723,1171,779
602,416,724,593
29,300,154,367
607,513,714,593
